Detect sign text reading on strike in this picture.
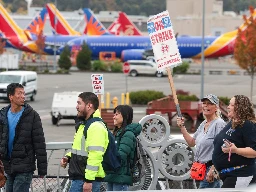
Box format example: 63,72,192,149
150,30,173,45
147,17,172,34
157,57,181,69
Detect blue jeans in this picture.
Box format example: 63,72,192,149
69,180,101,192
6,172,33,192
107,183,129,191
199,167,221,188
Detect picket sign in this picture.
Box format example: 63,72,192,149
147,10,182,116
91,74,104,112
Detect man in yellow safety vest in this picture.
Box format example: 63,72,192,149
60,92,109,192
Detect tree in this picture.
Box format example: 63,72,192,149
0,37,6,55
58,45,72,70
76,42,92,71
0,37,6,69
35,30,45,64
234,6,256,100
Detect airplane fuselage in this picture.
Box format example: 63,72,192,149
59,35,234,60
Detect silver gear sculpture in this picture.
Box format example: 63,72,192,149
139,114,170,147
158,139,195,180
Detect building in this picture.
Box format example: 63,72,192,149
166,0,245,36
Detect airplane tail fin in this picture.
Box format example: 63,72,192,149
222,8,256,38
46,3,80,36
83,8,110,35
107,17,122,35
119,12,143,36
25,7,48,35
0,4,25,38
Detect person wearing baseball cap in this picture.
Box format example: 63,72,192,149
201,94,219,106
177,94,226,188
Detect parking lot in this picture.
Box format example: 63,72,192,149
0,60,255,143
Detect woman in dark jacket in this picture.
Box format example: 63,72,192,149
104,105,142,191
212,95,256,188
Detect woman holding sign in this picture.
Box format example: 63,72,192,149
177,94,226,188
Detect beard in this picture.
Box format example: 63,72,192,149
77,109,87,118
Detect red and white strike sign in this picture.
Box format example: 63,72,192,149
123,62,130,74
91,74,104,95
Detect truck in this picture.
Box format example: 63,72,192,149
51,91,80,126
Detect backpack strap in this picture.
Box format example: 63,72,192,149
83,117,104,138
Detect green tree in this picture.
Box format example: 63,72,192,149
173,61,189,74
223,0,256,14
76,42,92,70
234,6,256,100
58,45,72,70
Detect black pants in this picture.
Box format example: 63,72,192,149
221,175,255,188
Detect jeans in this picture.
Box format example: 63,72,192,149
107,183,129,191
5,172,33,192
69,180,101,192
199,167,221,189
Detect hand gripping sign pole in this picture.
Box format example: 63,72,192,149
91,74,104,113
147,11,182,117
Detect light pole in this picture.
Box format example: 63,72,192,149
200,0,205,99
53,0,57,72
25,0,32,15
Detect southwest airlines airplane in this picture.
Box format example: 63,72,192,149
46,3,81,36
0,4,48,53
59,29,237,61
0,3,253,62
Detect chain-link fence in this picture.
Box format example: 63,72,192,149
30,176,70,192
28,177,197,192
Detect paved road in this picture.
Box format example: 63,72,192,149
0,69,254,143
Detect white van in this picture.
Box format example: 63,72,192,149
51,91,80,125
0,71,38,101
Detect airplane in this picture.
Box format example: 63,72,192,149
46,4,142,37
107,16,122,35
80,8,110,36
0,4,80,55
113,12,143,36
60,9,256,61
59,27,239,61
46,3,81,36
25,7,48,37
0,4,48,53
46,4,109,36
83,8,143,36
1,3,253,63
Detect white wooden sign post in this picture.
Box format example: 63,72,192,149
147,11,182,116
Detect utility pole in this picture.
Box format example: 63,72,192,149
53,0,57,72
200,0,205,99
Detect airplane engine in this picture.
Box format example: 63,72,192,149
121,49,145,61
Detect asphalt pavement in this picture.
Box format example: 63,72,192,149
0,60,255,143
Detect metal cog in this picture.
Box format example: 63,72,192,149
139,114,170,147
164,144,192,174
158,139,196,180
